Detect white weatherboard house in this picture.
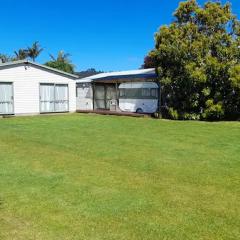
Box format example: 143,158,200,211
0,60,78,115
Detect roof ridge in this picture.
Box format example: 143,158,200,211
0,60,79,79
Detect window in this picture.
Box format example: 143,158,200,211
142,88,150,97
119,88,158,99
119,89,126,97
77,85,93,98
151,89,158,98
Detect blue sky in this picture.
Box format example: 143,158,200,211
1,0,239,71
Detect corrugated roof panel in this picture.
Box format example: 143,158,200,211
76,68,157,83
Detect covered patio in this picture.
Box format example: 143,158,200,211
76,68,160,115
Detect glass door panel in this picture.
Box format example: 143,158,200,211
0,83,14,114
40,84,55,113
55,84,69,112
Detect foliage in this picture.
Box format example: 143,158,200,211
150,0,240,120
76,68,104,78
142,50,157,69
182,112,201,120
1,44,75,74
168,107,179,120
0,54,12,63
14,49,29,60
202,99,224,120
27,41,43,62
45,51,75,74
0,41,43,62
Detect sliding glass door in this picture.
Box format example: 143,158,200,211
40,84,55,113
0,83,14,115
40,84,69,113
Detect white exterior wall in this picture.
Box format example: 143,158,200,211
119,99,158,113
0,65,76,115
76,85,94,110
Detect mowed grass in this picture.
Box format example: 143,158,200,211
0,114,239,240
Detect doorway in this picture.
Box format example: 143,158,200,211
40,83,69,113
94,84,117,110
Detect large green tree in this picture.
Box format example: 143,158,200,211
142,51,158,69
45,51,75,74
151,0,240,120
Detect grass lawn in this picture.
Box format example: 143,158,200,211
0,114,239,240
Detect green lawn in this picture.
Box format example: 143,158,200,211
0,114,239,240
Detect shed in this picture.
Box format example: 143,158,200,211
0,60,78,115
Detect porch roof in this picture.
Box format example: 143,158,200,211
76,68,157,83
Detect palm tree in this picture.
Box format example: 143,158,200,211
0,54,13,63
14,49,28,60
27,41,43,62
45,51,75,74
49,50,71,62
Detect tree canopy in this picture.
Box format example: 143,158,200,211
0,54,12,63
27,41,43,62
45,51,75,74
76,68,104,79
142,50,157,69
0,43,78,75
14,49,29,61
0,41,43,62
146,0,240,120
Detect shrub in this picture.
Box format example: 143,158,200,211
182,113,201,120
202,100,224,120
168,108,179,120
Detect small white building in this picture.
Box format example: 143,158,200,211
0,60,78,115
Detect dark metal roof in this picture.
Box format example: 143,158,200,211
77,68,157,83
